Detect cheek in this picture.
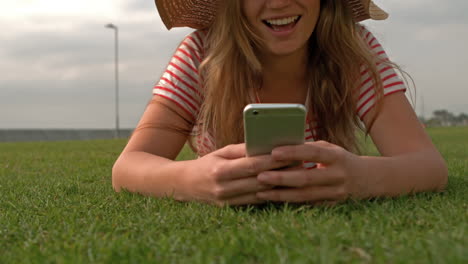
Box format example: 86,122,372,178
241,1,252,21
304,0,321,19
304,0,321,8
304,1,321,31
241,1,261,25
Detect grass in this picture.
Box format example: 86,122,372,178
0,127,466,263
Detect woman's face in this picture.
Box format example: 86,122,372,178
242,0,320,57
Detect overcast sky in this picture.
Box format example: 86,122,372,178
1,0,467,129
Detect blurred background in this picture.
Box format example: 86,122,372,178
0,0,467,135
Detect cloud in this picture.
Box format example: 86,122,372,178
0,17,190,81
0,1,194,128
0,0,467,128
381,0,468,25
125,0,156,12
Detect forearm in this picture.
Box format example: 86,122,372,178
112,151,191,200
356,148,448,198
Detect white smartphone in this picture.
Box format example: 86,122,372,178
243,104,306,157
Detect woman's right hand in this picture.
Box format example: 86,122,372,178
180,144,293,206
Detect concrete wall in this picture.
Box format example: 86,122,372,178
0,129,133,142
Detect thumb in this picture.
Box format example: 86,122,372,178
214,143,247,159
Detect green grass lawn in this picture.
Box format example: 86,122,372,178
1,127,466,263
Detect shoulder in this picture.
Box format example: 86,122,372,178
356,25,388,59
152,30,207,119
177,30,207,64
355,25,407,120
357,25,378,44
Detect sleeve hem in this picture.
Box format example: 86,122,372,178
359,88,407,120
152,93,196,120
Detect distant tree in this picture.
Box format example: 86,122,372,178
456,113,468,126
432,110,456,127
426,110,468,127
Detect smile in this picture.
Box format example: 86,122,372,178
263,15,302,31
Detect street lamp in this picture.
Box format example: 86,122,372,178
105,23,120,138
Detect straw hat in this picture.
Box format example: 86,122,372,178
155,0,389,30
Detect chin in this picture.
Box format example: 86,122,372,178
267,45,303,57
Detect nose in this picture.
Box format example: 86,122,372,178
266,0,292,9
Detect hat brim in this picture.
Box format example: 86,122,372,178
369,2,389,20
156,0,218,30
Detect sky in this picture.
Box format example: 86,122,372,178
0,0,467,129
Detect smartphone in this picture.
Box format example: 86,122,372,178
243,104,306,157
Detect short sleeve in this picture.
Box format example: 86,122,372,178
153,30,206,120
356,26,407,120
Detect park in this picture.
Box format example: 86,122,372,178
1,126,466,263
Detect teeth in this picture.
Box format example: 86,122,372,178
266,16,299,26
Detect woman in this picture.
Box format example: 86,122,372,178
112,0,447,206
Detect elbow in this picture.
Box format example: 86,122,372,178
112,158,124,193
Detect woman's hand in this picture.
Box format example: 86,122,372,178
181,144,294,206
256,141,365,204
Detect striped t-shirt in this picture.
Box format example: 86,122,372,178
153,26,406,168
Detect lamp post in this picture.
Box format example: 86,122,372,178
105,23,120,138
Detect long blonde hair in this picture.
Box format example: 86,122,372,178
191,0,406,154
197,0,262,152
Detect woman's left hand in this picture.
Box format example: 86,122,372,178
256,140,365,204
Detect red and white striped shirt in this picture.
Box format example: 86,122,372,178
153,26,406,166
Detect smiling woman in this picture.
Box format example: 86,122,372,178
112,0,448,206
